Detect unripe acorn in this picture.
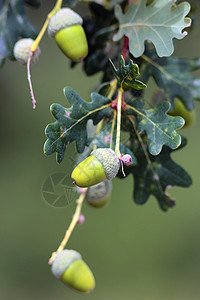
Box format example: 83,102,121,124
48,8,88,62
51,249,95,293
13,38,41,65
71,148,120,187
85,179,112,208
167,99,195,128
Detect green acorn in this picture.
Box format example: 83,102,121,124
51,249,95,293
85,179,112,208
71,148,120,188
48,8,88,62
13,38,41,65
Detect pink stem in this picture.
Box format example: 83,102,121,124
121,36,129,62
27,52,37,109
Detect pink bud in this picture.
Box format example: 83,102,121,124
121,154,132,166
76,213,85,225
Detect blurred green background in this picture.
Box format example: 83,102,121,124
1,1,200,299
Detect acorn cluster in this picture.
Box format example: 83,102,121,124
13,8,88,65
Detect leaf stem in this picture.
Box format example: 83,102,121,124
110,109,117,149
92,120,104,150
96,120,104,135
107,79,117,99
45,103,112,152
31,0,63,52
62,103,111,136
128,116,151,166
125,103,178,140
115,88,123,156
48,190,86,265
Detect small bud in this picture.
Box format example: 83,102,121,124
76,213,85,225
121,154,132,166
13,38,41,65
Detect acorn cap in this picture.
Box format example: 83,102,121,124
13,38,41,65
48,8,83,37
91,148,120,180
85,179,112,203
51,249,81,279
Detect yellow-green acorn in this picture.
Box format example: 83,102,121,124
48,8,88,62
13,38,41,65
85,179,112,208
168,99,195,128
51,249,95,293
71,148,120,187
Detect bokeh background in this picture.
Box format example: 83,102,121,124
1,1,200,299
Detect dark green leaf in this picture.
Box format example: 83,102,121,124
25,0,40,7
109,55,146,91
141,51,200,110
44,87,113,163
117,136,192,211
114,0,191,58
84,50,108,76
0,0,38,67
138,102,184,155
125,99,184,155
62,0,78,6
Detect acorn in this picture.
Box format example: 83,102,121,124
85,179,112,208
51,249,95,293
168,99,195,128
71,148,120,188
13,38,41,65
48,8,88,62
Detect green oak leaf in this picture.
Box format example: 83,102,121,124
141,51,200,110
138,102,184,155
44,87,113,163
109,55,146,90
84,50,108,76
113,0,191,58
125,99,184,155
117,136,192,211
0,0,38,67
